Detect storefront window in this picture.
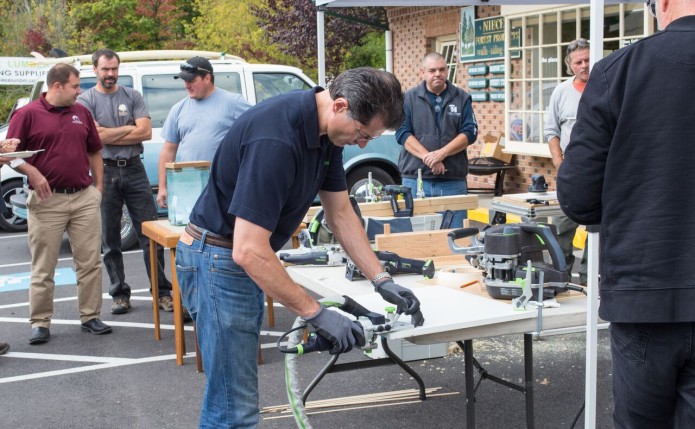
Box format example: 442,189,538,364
504,4,652,156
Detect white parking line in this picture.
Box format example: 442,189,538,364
0,248,148,269
0,353,190,384
5,351,136,364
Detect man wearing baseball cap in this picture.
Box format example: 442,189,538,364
157,56,251,208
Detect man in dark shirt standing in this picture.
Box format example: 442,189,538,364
8,63,112,345
176,67,423,428
558,0,695,426
78,49,174,316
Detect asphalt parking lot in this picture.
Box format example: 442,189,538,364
0,229,616,428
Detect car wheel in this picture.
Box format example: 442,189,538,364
346,166,396,203
120,205,139,250
0,179,28,232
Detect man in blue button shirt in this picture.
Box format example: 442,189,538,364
176,67,423,428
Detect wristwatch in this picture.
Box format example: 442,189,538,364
371,271,392,288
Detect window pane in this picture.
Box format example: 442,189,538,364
440,42,458,84
605,5,620,39
216,72,242,95
542,80,557,110
541,46,559,78
526,112,541,143
509,81,523,111
542,13,557,45
142,74,188,128
561,10,577,42
253,72,311,104
526,80,539,110
524,47,540,79
580,8,591,40
526,16,540,46
624,4,645,37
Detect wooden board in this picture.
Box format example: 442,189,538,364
374,229,471,259
494,191,559,208
303,195,478,224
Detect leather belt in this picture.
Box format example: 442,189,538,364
52,187,87,194
185,223,234,249
104,156,141,167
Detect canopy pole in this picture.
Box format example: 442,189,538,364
385,30,393,73
317,9,326,86
585,3,604,428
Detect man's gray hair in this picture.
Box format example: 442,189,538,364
422,52,446,68
329,67,405,130
565,39,590,75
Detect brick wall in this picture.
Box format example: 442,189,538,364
386,6,556,195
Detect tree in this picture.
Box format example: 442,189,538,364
188,0,299,66
251,0,387,77
69,0,193,52
0,0,75,56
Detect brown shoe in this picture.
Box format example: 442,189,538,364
183,307,193,323
158,295,174,312
0,341,9,355
111,297,131,315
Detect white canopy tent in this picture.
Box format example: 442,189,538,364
314,1,644,427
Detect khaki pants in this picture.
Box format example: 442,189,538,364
26,187,103,327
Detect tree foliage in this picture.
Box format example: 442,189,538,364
187,0,300,67
69,0,192,52
251,0,387,77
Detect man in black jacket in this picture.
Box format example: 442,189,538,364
557,1,695,426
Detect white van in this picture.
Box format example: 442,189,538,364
0,50,402,246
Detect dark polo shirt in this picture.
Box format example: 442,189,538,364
8,93,102,189
190,87,347,251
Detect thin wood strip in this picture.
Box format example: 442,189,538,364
262,392,460,419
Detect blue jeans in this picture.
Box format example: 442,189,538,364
610,322,695,428
101,161,171,299
402,177,468,228
176,232,265,429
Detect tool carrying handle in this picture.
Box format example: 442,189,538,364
447,227,480,241
278,251,329,265
374,250,435,279
520,223,567,272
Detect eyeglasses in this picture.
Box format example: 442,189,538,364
180,63,211,74
434,96,443,114
646,0,656,17
351,118,377,142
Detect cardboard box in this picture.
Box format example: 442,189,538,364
480,132,513,164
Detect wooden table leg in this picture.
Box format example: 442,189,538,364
266,296,275,327
150,238,161,341
170,249,185,365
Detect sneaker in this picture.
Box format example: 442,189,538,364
111,297,131,315
158,295,174,312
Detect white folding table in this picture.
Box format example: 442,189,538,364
287,265,591,428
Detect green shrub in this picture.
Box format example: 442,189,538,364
0,86,32,126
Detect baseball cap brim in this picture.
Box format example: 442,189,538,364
174,70,197,81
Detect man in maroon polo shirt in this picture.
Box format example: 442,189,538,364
8,63,113,345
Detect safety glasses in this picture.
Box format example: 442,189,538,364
351,118,377,142
646,0,656,18
180,63,211,74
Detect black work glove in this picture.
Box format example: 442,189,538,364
375,279,421,316
304,305,365,355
